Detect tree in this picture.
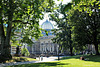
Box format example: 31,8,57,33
21,47,30,56
0,0,55,62
67,0,100,55
50,3,74,56
51,0,100,56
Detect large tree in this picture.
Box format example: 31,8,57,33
50,3,74,56
50,0,86,56
67,0,100,55
51,0,100,56
0,0,55,62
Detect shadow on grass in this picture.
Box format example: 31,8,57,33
60,55,100,62
60,55,83,60
8,62,70,67
84,55,100,62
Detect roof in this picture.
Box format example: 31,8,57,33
41,20,54,29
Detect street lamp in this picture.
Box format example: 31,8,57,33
0,36,1,44
57,44,60,61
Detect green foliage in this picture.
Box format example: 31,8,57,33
50,0,100,55
11,40,22,46
21,48,30,56
0,0,55,62
67,0,100,55
50,2,74,55
21,36,34,46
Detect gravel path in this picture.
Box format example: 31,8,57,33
0,56,67,67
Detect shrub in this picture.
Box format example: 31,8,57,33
21,48,30,56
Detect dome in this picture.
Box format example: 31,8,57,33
41,20,54,29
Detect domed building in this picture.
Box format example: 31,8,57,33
29,19,59,56
41,20,54,29
41,20,54,36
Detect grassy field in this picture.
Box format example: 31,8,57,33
5,57,37,63
7,55,100,67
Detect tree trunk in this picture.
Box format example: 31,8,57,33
0,17,12,63
93,33,99,55
70,44,73,56
0,23,6,62
0,3,9,62
69,30,73,56
93,3,99,55
0,38,12,63
0,19,12,62
94,43,99,55
0,0,13,62
93,28,99,55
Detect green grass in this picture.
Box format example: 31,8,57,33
5,57,37,63
7,55,100,67
60,54,100,62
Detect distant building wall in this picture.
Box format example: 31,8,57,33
11,46,21,55
87,44,96,54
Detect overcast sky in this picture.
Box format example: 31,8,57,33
39,0,72,28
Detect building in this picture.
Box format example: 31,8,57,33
28,19,59,55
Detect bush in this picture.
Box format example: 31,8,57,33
21,48,30,56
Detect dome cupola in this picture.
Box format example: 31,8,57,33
41,20,54,30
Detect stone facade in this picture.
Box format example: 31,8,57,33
28,20,59,55
87,44,96,54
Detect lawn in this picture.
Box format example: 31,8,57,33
5,56,37,63
7,55,100,67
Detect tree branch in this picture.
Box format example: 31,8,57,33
12,20,31,24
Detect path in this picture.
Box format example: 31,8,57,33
0,56,68,67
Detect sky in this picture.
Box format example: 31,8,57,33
55,0,72,5
39,0,72,28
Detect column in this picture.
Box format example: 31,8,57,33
50,44,51,52
52,44,54,52
45,45,46,52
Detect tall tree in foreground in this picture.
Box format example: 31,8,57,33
0,0,55,62
67,0,100,55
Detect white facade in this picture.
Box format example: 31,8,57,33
28,20,58,55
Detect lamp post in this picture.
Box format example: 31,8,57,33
0,36,1,44
57,44,60,61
